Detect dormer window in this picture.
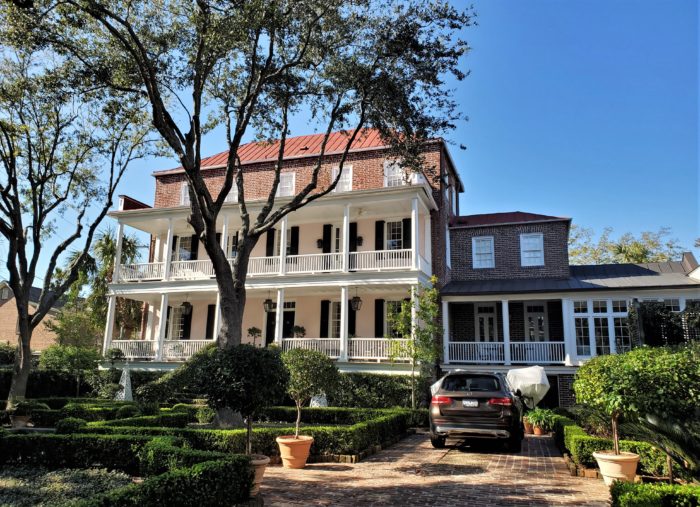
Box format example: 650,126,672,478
276,172,295,197
384,160,405,187
520,233,544,266
472,236,494,269
331,165,352,192
180,182,190,205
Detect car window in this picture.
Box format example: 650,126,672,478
442,375,500,392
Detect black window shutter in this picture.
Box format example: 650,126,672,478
374,299,385,337
170,235,179,261
320,300,330,338
165,306,172,339
402,218,411,249
290,226,300,255
348,301,356,336
266,229,275,257
349,222,358,252
205,304,216,339
375,221,385,250
322,224,332,253
182,308,192,340
190,234,199,261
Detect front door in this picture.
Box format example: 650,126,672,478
264,303,296,346
474,304,498,342
524,303,548,342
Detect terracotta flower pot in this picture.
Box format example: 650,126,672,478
276,435,314,469
10,415,31,428
523,419,534,435
249,454,270,497
533,425,545,436
593,451,640,486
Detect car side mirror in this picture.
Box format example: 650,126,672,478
515,389,522,397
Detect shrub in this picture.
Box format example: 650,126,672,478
94,412,193,428
525,408,556,431
136,436,230,475
8,401,51,416
0,342,16,366
115,404,141,419
610,482,700,507
0,370,92,399
196,405,215,424
38,345,101,397
56,417,88,433
329,373,414,408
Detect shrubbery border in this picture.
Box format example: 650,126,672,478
610,482,700,507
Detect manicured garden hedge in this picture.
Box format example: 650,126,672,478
329,372,422,408
92,411,196,428
0,369,92,399
610,482,700,506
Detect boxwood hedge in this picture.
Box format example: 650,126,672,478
610,482,700,507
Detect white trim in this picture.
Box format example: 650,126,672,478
383,160,405,187
180,182,190,206
276,172,296,197
523,301,550,341
474,303,499,342
445,222,450,269
331,165,353,193
472,236,495,269
501,300,511,365
520,233,544,267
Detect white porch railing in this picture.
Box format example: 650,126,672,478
510,341,566,364
348,338,410,361
448,342,505,364
111,340,156,359
170,260,215,279
282,338,341,359
286,253,343,273
162,340,212,360
245,256,280,276
118,263,164,282
349,249,412,271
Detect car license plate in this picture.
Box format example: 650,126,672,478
462,399,478,408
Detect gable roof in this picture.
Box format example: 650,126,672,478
0,281,66,310
450,211,570,228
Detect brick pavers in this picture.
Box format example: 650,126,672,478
261,434,610,506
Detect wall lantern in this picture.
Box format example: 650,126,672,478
263,291,274,313
356,236,363,246
181,301,192,316
350,288,363,312
316,239,324,249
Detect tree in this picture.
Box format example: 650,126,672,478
43,304,102,349
0,47,152,405
569,225,685,265
387,275,441,409
38,344,101,397
6,1,473,357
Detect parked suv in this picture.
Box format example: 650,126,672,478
429,371,524,451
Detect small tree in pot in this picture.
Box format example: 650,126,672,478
279,348,339,468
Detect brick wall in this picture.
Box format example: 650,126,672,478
449,302,474,341
0,298,58,351
509,302,525,341
558,374,576,407
448,221,570,281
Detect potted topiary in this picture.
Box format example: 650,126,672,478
7,400,50,428
278,348,339,468
574,354,640,485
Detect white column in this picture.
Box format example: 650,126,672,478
502,300,511,365
274,288,284,345
587,299,597,357
562,298,576,366
411,198,419,270
410,285,418,339
163,219,174,280
342,204,350,273
145,303,156,341
102,294,117,355
113,222,124,282
221,214,230,258
607,305,617,355
279,216,288,275
339,286,349,361
155,293,169,361
424,213,432,266
442,300,450,364
213,292,222,340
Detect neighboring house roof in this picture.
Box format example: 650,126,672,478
450,211,570,228
0,282,66,310
442,255,700,296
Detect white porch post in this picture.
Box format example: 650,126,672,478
163,218,174,280
502,300,511,365
607,309,617,355
102,294,117,355
279,216,287,275
221,214,230,258
411,197,419,270
145,303,156,341
274,288,284,346
587,300,597,357
424,212,432,266
339,286,349,361
342,204,350,273
442,300,450,364
155,293,169,361
113,222,124,282
562,298,576,366
213,292,222,339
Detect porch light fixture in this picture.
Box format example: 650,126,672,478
316,239,324,249
181,301,192,316
350,288,363,312
356,236,363,246
263,291,274,313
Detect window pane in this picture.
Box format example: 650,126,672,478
594,317,610,355
574,301,588,314
386,221,403,250
592,300,608,313
575,317,590,356
332,166,352,192
614,317,632,353
277,173,295,197
386,301,402,337
385,162,405,187
612,300,627,313
473,237,494,268
664,299,681,312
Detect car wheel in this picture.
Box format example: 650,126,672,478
430,435,446,449
505,434,522,453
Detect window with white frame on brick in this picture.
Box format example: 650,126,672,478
386,221,404,250
331,165,352,192
225,183,238,203
472,236,494,269
383,160,405,187
520,233,544,266
180,182,190,205
276,172,295,197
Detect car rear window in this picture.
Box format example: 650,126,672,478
442,375,500,392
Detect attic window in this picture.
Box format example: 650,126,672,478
0,288,9,300
520,233,544,267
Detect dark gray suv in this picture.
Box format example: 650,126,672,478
429,371,524,451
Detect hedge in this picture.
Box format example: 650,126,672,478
551,415,671,477
0,369,92,399
92,412,195,428
610,482,700,507
328,372,419,408
260,406,428,427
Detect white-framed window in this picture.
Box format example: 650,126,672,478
572,297,632,357
0,287,9,300
171,236,194,262
225,184,238,203
180,182,190,205
386,221,404,250
275,228,293,256
575,317,590,356
225,233,238,258
472,236,495,269
167,306,184,340
385,300,403,338
330,301,342,338
664,299,681,312
524,303,549,342
331,165,353,192
614,317,632,353
520,233,544,267
383,160,405,187
276,172,295,197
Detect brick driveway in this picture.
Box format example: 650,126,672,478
261,434,610,506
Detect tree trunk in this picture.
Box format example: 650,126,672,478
667,453,673,484
7,316,33,408
295,401,302,439
410,359,416,410
246,416,253,455
611,413,620,455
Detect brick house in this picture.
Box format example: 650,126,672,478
104,129,700,406
0,282,63,352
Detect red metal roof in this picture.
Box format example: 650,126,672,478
156,129,390,174
451,211,570,227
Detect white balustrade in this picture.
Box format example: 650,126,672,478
448,342,505,363
246,256,280,275
349,249,412,271
111,340,156,359
510,341,566,364
282,338,341,358
118,263,165,281
285,253,343,273
162,340,213,360
170,260,215,279
348,338,410,361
